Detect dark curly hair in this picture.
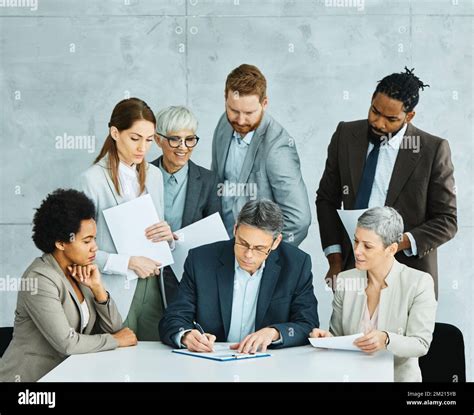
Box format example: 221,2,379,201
375,67,430,112
32,189,96,253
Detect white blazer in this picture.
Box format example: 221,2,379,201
78,158,165,318
330,260,437,382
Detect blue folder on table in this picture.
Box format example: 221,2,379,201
172,347,271,362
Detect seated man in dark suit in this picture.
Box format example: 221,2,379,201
159,199,319,353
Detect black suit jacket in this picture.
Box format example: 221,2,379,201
159,239,319,348
151,157,222,304
316,120,457,295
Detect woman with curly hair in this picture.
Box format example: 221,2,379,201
0,189,137,382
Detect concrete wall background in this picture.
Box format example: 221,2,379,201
1,0,472,380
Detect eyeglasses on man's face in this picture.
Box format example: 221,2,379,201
234,237,275,257
158,133,200,148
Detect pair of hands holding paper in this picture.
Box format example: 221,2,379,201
310,328,388,353
128,221,178,279
182,327,280,353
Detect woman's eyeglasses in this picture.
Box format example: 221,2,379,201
159,133,200,148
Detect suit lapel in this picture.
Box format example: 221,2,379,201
217,118,233,180
145,163,165,219
237,113,270,185
348,271,367,333
43,254,85,332
385,124,422,206
82,290,97,334
182,160,201,227
97,159,125,206
255,250,281,329
216,241,236,339
349,121,369,204
378,260,402,330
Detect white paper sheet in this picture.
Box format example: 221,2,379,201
103,194,174,280
337,209,367,250
171,213,229,282
309,333,364,351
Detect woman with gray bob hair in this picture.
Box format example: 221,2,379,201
310,206,437,382
155,105,198,138
150,106,221,307
357,206,404,247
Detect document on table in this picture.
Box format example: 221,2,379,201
172,343,271,361
309,333,364,351
337,209,367,250
171,213,229,281
103,194,174,280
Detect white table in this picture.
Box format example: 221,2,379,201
40,342,393,382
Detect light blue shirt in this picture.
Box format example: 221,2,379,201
324,124,417,257
222,130,255,236
227,259,265,343
173,258,282,347
158,159,189,232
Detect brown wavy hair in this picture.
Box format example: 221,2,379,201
94,98,156,196
225,64,267,103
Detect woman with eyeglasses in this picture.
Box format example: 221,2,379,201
78,98,175,340
150,106,222,303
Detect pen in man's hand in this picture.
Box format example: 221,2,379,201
193,320,214,351
193,320,205,335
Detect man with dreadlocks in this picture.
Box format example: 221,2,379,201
316,67,457,298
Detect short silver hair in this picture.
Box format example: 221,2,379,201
236,199,284,239
155,106,198,136
357,206,404,248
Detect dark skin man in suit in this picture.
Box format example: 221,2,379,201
317,68,457,297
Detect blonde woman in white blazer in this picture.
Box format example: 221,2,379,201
311,207,437,382
79,98,175,340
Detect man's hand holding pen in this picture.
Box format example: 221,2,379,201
182,329,216,352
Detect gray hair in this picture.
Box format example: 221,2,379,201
357,206,404,248
236,199,284,239
155,106,198,136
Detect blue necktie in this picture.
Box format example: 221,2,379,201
354,135,382,209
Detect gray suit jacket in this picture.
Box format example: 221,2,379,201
316,120,457,295
0,254,121,382
330,260,437,382
78,158,165,317
150,157,222,228
211,112,311,246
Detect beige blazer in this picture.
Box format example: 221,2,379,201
78,159,165,317
330,260,437,382
0,254,122,382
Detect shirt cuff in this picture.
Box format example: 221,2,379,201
324,244,342,257
103,253,130,276
174,329,192,348
403,232,418,257
270,328,283,345
169,239,176,252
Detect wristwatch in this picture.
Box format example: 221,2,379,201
383,331,390,348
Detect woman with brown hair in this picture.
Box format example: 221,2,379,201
79,98,175,340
